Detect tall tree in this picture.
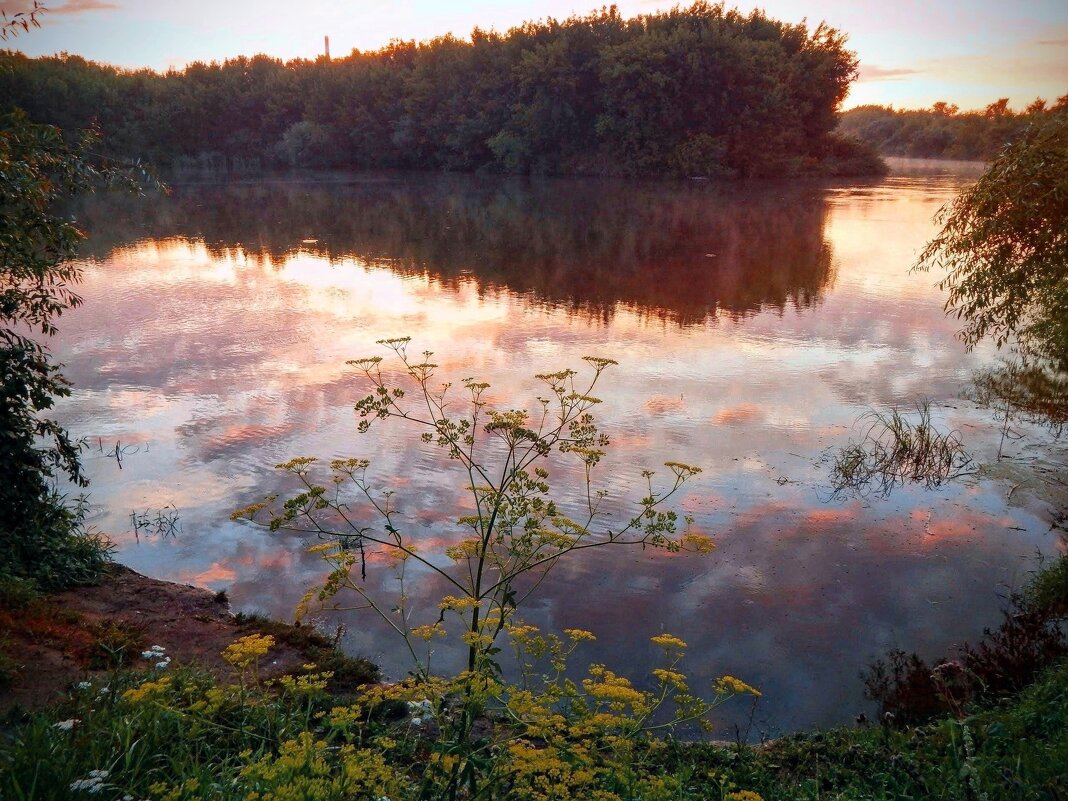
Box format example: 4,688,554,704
916,110,1068,367
1,5,145,586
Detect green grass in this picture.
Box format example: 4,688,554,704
0,493,113,594
4,559,1065,801
1,655,1064,801
654,659,1068,800
1024,554,1068,618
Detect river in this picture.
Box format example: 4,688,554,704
52,159,1065,736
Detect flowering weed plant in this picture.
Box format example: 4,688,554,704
229,340,758,798
234,339,712,676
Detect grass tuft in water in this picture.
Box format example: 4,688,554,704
828,400,974,499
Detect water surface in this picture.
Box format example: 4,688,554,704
54,165,1064,736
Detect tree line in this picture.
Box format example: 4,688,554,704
839,97,1068,161
0,3,883,178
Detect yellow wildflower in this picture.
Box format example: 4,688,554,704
122,676,172,703
445,539,481,561
682,533,717,553
410,623,446,640
461,630,494,648
222,633,275,670
438,595,481,612
563,628,596,642
652,668,688,689
715,675,762,697
650,633,688,650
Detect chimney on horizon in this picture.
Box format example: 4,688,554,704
324,35,330,60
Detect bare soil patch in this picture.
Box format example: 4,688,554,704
0,563,367,713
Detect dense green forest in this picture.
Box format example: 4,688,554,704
839,97,1067,161
0,3,882,178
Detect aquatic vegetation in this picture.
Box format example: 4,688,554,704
827,400,974,499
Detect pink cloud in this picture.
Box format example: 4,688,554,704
857,64,922,82
713,403,764,426
188,562,237,585
5,0,119,15
55,0,119,13
644,395,686,414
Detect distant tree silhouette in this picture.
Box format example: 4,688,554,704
1,3,882,177
839,96,1064,161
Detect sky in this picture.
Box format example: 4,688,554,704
4,0,1067,110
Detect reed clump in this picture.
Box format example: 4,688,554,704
829,400,973,499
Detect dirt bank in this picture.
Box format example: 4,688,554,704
0,563,373,714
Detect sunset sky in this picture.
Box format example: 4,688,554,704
4,0,1067,110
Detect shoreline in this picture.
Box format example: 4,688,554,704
0,562,375,714
3,558,1066,799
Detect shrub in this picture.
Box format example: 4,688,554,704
863,555,1068,725
0,109,143,589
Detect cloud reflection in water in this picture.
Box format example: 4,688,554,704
52,170,1063,735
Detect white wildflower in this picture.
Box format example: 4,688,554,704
53,718,80,731
407,698,434,717
69,769,108,792
76,681,92,690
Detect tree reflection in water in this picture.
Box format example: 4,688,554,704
72,173,840,326
971,361,1068,457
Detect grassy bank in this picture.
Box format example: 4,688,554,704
1,557,1066,801
662,660,1068,799
0,564,377,713
1,646,1064,800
